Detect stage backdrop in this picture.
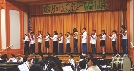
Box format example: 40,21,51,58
30,11,127,53
29,0,128,53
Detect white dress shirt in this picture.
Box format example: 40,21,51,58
51,35,58,41
37,34,42,43
80,69,87,71
90,33,97,44
24,36,29,41
59,36,63,43
68,58,75,67
45,35,50,41
66,35,70,44
82,31,87,43
18,61,30,71
122,30,127,39
30,36,35,44
100,34,106,40
109,34,117,41
87,65,101,71
7,57,16,62
74,32,78,39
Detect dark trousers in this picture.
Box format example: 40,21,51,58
82,43,87,54
30,44,35,54
24,41,29,55
59,43,63,54
74,39,78,54
91,44,96,54
66,43,71,53
122,39,128,54
53,41,58,54
112,41,117,55
38,42,42,54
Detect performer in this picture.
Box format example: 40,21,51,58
50,31,58,54
30,32,35,54
121,25,128,55
109,30,117,56
90,30,97,55
37,31,42,54
24,34,29,55
65,32,71,54
100,30,106,55
58,33,63,54
81,28,87,56
45,32,50,54
73,28,78,54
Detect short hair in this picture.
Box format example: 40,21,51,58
69,55,73,58
49,61,56,68
80,55,84,59
93,30,96,32
112,30,117,33
79,60,86,69
90,58,98,65
82,28,86,30
29,64,42,71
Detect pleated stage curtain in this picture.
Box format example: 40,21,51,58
30,11,127,53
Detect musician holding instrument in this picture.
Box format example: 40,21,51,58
24,34,29,55
58,33,63,54
30,32,35,54
50,31,58,54
81,28,87,56
45,32,50,54
73,28,78,54
109,30,117,56
36,31,42,54
120,25,128,56
90,30,97,55
65,32,71,53
100,30,106,55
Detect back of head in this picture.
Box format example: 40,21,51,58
90,58,98,65
79,60,86,69
29,64,42,71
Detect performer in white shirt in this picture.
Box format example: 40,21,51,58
81,28,87,55
79,60,87,71
37,31,42,54
100,30,106,54
50,31,58,54
30,32,35,54
109,30,117,55
90,30,97,55
73,28,78,54
121,25,128,55
87,58,101,71
58,33,63,54
45,32,50,54
65,32,71,53
24,34,29,55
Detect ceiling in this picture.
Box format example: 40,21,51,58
10,0,86,5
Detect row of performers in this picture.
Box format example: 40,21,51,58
23,26,128,56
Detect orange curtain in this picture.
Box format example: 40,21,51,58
30,10,127,53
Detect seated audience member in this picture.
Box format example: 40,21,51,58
79,55,85,61
68,55,75,70
18,55,33,71
17,54,23,62
79,60,87,71
37,55,44,69
0,53,2,60
56,61,63,71
7,54,16,62
1,54,8,61
87,58,101,71
49,61,60,71
29,64,42,71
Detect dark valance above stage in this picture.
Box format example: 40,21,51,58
28,0,127,15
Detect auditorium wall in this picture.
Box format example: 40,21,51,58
0,0,28,57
